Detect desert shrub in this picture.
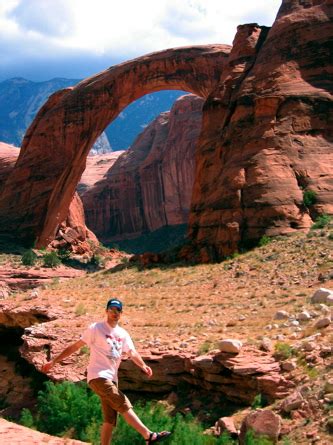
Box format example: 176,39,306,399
258,235,271,247
42,251,61,268
90,254,105,268
75,303,87,316
302,189,317,207
251,394,264,410
19,381,101,441
273,342,295,360
20,408,36,429
244,430,274,444
57,248,71,262
18,381,237,444
311,214,331,230
21,249,37,266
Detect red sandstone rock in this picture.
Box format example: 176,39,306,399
188,0,333,259
0,142,98,253
0,418,87,444
0,45,230,248
82,94,203,241
239,409,281,444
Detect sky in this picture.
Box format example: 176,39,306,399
0,0,282,82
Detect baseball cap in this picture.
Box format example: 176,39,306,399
106,298,123,311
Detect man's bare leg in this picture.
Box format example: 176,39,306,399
122,408,151,440
101,422,113,445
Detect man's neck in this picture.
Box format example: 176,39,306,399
106,320,118,328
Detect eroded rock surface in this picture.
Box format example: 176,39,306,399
0,418,87,445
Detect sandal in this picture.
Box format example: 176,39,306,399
146,431,172,444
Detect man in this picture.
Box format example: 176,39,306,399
42,298,171,445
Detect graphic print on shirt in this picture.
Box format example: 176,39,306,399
105,334,122,361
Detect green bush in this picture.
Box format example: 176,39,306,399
311,214,331,230
18,381,237,444
302,189,317,208
21,249,38,266
258,236,271,247
90,254,105,268
20,408,36,429
42,251,61,268
274,342,295,360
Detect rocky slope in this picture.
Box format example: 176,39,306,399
0,226,332,443
81,94,203,241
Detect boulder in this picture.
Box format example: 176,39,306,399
239,409,281,444
311,288,333,305
218,339,243,354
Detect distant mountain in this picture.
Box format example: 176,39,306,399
0,77,186,152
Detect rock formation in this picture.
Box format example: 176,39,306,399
188,0,333,259
0,0,332,260
81,94,203,240
0,143,98,253
0,45,230,249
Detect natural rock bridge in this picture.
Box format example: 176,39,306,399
0,0,332,260
0,44,230,249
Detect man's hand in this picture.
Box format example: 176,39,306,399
41,360,55,373
142,364,153,378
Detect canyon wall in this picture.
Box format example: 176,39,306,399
81,94,203,240
187,0,333,259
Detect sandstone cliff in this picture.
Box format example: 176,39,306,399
81,94,203,241
188,1,333,259
0,142,98,253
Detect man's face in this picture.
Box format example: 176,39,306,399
106,306,122,323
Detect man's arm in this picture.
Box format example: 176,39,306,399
128,349,153,378
41,339,86,373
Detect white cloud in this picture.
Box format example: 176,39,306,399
0,0,282,80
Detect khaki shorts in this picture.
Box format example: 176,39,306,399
88,378,132,426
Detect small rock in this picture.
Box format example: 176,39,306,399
302,341,316,352
314,317,331,329
311,288,333,305
274,310,289,320
324,393,333,403
297,310,311,321
214,417,238,438
318,304,330,314
260,337,273,352
238,315,246,321
290,320,300,326
280,391,304,413
275,334,285,341
218,339,242,354
281,360,297,372
179,342,188,348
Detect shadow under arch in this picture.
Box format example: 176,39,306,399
0,44,231,248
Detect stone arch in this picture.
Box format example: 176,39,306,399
0,44,230,247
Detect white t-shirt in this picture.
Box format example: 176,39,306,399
81,322,135,383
